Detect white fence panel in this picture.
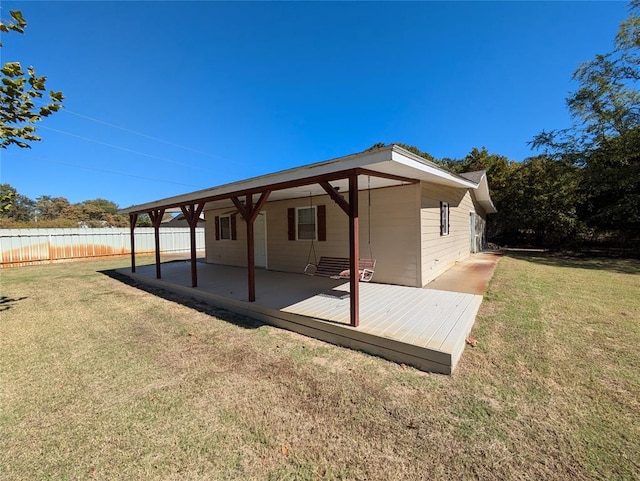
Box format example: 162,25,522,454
0,227,205,267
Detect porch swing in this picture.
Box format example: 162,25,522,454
303,177,377,282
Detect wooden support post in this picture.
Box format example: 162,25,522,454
129,213,138,273
348,173,360,327
180,203,205,287
232,191,271,303
148,208,165,279
245,194,256,302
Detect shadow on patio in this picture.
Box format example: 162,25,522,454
107,260,484,374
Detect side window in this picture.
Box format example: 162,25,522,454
296,206,317,240
440,201,449,236
220,215,231,240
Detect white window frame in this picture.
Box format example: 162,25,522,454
219,214,232,240
296,206,317,241
440,201,450,236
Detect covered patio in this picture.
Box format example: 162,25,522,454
119,146,497,373
119,260,484,374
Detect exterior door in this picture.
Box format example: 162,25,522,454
254,211,267,268
469,212,477,253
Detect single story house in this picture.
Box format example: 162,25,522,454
119,145,496,372
201,157,494,289
162,212,206,227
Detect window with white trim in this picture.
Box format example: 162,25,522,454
296,206,317,240
219,215,231,240
440,201,450,236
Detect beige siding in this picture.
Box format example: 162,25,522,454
364,184,420,287
204,184,421,287
204,210,247,266
420,183,478,285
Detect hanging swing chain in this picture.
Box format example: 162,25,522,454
305,191,318,266
368,176,374,259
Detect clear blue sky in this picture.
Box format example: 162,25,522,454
0,1,630,209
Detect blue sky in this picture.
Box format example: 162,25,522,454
0,1,629,208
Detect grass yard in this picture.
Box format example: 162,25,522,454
1,253,638,480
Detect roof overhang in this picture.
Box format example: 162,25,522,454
120,145,495,215
460,171,497,214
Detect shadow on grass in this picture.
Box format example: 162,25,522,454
100,269,266,330
0,296,28,312
503,249,640,275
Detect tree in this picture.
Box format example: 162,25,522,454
532,1,640,240
1,10,64,149
0,184,137,227
5,193,35,222
82,198,119,215
444,147,516,243
0,183,17,212
366,142,441,165
35,195,73,221
578,129,640,238
444,147,511,195
495,156,582,247
1,183,35,222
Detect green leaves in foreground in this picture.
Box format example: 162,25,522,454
0,10,64,149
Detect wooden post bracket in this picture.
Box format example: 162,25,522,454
231,191,271,302
180,203,205,287
147,208,165,279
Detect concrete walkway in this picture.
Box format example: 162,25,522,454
425,251,502,295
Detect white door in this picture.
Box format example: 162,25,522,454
254,211,267,268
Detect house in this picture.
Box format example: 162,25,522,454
162,212,206,228
120,145,496,373
122,144,495,284
203,155,494,289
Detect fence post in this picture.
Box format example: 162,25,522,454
48,234,53,264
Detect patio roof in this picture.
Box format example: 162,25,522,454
121,145,497,326
119,145,496,215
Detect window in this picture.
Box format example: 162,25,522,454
215,214,236,240
219,215,231,240
288,205,326,241
296,206,317,240
440,201,449,236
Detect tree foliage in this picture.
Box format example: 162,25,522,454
532,1,640,240
0,183,16,212
366,142,441,165
0,184,135,228
495,157,582,246
0,10,64,149
1,184,35,222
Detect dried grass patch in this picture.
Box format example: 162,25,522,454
1,254,638,480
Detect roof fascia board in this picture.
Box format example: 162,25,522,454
120,145,494,215
120,148,396,215
474,174,498,213
122,167,364,215
389,146,477,188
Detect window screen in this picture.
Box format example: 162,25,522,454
220,215,231,240
297,207,316,240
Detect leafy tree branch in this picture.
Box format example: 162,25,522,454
0,10,64,149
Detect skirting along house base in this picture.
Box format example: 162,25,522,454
119,145,496,373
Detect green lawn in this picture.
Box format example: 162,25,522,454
1,253,638,480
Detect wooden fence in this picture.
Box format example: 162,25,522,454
0,227,205,268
